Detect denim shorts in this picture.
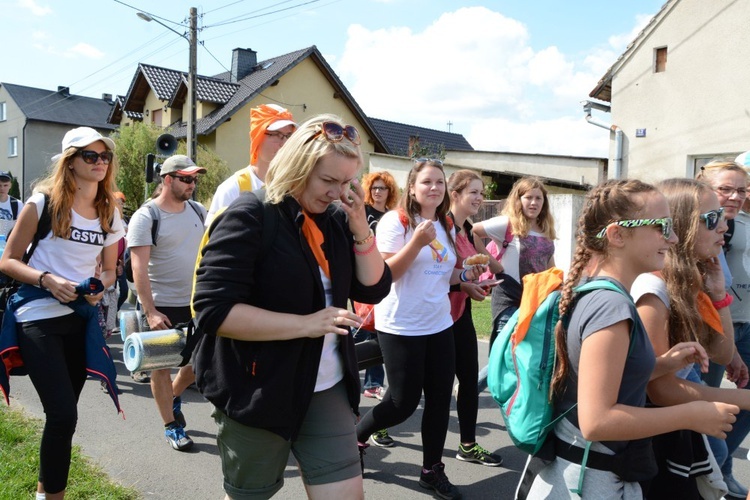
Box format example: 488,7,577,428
213,380,360,499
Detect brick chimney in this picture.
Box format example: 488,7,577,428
231,48,257,82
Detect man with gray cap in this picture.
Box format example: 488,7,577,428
127,154,207,451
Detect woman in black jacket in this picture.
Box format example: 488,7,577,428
193,114,391,500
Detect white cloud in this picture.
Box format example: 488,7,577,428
18,0,52,16
336,6,616,156
67,43,105,60
32,30,48,40
608,13,654,51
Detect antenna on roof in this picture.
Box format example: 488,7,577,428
447,121,453,132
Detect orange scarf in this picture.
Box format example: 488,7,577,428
249,104,295,165
301,212,330,279
696,291,724,335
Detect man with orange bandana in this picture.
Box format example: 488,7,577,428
205,103,296,226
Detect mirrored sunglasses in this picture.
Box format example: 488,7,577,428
306,121,361,145
596,217,673,240
414,157,444,167
699,207,725,230
77,150,113,165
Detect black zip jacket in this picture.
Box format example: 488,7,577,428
192,192,391,440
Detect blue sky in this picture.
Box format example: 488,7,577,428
2,0,665,157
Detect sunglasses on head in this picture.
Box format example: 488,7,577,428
77,150,113,165
699,207,725,230
596,217,674,240
305,121,361,146
169,174,198,185
414,157,444,167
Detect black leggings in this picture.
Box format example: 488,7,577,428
17,313,87,494
356,327,455,468
453,298,479,444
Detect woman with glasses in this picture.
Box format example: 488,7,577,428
192,115,391,499
355,159,484,500
630,178,750,497
0,127,125,499
522,179,739,499
474,176,556,393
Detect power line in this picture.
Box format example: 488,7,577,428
203,0,318,29
111,0,186,28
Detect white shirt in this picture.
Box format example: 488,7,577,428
205,166,263,227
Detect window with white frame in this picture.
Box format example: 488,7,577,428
0,102,6,121
8,137,17,157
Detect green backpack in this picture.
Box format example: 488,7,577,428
487,277,634,456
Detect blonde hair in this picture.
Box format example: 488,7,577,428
502,177,556,240
265,114,363,204
551,179,658,396
34,143,119,238
695,160,748,185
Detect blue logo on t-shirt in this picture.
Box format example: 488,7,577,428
0,208,12,221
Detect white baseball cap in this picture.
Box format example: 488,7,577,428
62,127,115,152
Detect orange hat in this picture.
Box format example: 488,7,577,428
249,104,296,165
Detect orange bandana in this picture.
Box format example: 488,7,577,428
249,104,295,165
696,291,724,336
301,211,330,279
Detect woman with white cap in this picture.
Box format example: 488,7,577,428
0,126,125,500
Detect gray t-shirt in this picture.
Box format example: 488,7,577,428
127,201,206,307
631,272,670,310
556,278,655,452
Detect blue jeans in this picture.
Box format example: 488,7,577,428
477,306,518,394
353,328,385,390
721,321,750,476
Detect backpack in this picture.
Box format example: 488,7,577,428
9,197,19,220
487,268,635,456
124,199,205,282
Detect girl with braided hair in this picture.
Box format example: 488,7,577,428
523,179,740,499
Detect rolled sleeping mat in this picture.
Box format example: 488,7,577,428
123,328,186,372
119,310,141,341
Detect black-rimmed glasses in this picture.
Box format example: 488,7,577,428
699,207,725,230
265,131,293,141
77,150,113,165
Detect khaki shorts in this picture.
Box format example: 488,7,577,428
213,381,361,500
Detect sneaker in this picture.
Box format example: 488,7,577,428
173,396,186,428
456,442,503,467
131,371,150,383
358,441,369,474
370,429,395,447
419,462,462,500
363,386,386,400
724,473,749,499
165,423,193,451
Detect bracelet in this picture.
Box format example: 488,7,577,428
712,292,733,310
353,229,375,246
460,270,468,282
38,271,50,290
353,237,377,256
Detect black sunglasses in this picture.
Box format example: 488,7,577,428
77,150,113,165
305,121,361,145
699,207,725,230
169,174,199,185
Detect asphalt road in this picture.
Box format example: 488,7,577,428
7,328,750,499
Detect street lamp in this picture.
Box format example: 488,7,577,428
137,8,198,162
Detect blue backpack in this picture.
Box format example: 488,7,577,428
487,273,633,456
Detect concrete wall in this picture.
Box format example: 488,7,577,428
548,194,585,276
610,0,750,181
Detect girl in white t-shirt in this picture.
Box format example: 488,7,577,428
0,127,124,499
356,159,484,500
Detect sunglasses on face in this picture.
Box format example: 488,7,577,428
595,217,674,240
169,174,199,185
77,150,113,165
305,121,361,145
371,186,389,192
699,207,725,230
265,131,292,141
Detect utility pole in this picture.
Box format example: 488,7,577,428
188,7,198,162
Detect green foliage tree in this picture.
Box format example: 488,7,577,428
9,178,20,199
110,123,230,215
